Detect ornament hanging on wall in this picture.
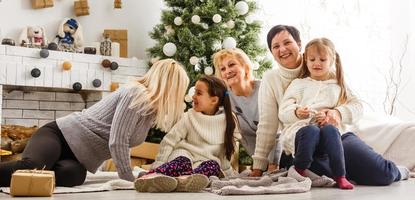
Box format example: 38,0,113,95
74,0,89,16
114,0,122,9
31,0,54,9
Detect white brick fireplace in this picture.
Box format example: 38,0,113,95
0,45,148,127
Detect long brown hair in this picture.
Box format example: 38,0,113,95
299,38,348,105
197,75,236,160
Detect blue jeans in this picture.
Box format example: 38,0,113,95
306,132,401,186
294,125,346,177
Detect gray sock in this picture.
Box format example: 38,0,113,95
398,166,410,180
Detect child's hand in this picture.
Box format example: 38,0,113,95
317,109,341,127
315,111,327,125
295,107,311,119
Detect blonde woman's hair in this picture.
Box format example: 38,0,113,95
129,59,189,132
300,38,348,105
212,48,253,81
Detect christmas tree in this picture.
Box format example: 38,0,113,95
147,0,272,85
146,0,271,165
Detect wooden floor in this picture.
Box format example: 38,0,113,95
1,179,414,200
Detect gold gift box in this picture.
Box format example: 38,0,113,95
10,170,55,197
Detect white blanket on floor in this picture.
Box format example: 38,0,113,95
352,112,415,170
208,167,335,195
1,169,144,194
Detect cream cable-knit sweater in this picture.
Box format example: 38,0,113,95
252,64,363,170
153,108,232,175
278,77,363,155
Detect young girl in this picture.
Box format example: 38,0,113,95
135,75,236,193
0,59,189,187
278,38,355,189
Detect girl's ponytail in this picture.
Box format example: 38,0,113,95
222,90,236,160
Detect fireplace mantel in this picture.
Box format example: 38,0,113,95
0,45,148,127
0,45,148,91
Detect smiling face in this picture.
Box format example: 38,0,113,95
270,30,302,69
192,81,219,115
305,46,333,80
217,56,249,88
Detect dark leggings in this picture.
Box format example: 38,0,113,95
0,121,87,187
149,156,221,177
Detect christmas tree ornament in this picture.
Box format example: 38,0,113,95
72,82,82,91
189,56,199,65
162,42,177,57
110,82,119,92
174,17,183,26
223,37,237,49
30,68,41,78
194,63,201,72
101,59,112,68
47,42,58,50
245,14,254,24
164,25,175,36
201,23,209,30
204,66,213,75
110,61,119,70
39,49,49,58
191,15,201,24
92,79,102,87
226,20,235,29
184,95,192,103
212,40,222,51
62,61,72,70
188,86,196,97
212,14,222,23
235,1,249,15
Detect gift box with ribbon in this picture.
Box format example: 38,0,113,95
10,169,55,197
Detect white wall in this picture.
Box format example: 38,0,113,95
0,0,164,59
257,0,415,121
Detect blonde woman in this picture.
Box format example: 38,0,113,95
0,59,189,187
213,48,282,172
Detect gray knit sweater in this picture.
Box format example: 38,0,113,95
56,86,155,182
229,81,261,156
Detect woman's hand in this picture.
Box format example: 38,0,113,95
250,169,263,177
295,107,311,119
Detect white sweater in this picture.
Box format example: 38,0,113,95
252,65,363,170
278,78,363,155
153,108,232,175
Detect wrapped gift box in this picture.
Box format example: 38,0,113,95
10,170,55,197
31,0,54,9
74,0,90,16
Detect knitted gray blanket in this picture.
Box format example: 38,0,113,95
208,166,335,195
